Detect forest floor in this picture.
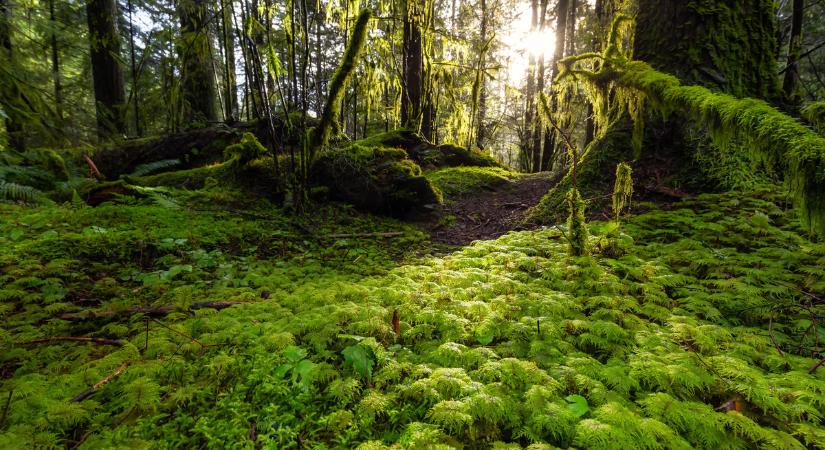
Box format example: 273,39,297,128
2,182,825,449
422,171,559,246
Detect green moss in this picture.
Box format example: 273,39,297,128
426,166,517,198
1,189,823,448
312,144,442,214
634,0,779,100
802,102,825,133
554,16,825,234
526,124,635,225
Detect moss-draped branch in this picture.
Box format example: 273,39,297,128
616,61,825,234
554,15,825,235
308,8,372,162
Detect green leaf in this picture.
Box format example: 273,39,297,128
565,394,590,418
342,344,375,381
283,345,308,363
474,328,495,345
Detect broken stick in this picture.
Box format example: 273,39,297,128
70,361,130,403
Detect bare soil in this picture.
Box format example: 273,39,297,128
421,172,560,246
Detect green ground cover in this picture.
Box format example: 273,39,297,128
0,187,824,448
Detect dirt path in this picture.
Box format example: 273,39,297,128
422,172,559,246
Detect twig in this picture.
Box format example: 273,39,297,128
69,432,91,450
84,155,103,179
59,301,246,320
0,390,12,428
24,336,124,347
148,318,208,348
323,231,405,239
808,355,825,374
768,318,784,356
70,361,130,402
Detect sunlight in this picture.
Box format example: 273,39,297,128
523,29,556,59
500,2,557,83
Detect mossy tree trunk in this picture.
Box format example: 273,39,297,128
529,0,781,223
0,0,25,149
401,0,424,134
86,0,127,139
782,0,804,106
178,0,217,126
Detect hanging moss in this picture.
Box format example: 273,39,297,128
612,162,633,221
526,123,636,225
566,188,589,256
546,13,825,235
615,61,825,235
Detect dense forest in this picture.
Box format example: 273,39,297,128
2,0,825,446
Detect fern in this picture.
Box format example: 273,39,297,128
0,181,47,204
130,159,181,177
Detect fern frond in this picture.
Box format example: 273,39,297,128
130,159,181,177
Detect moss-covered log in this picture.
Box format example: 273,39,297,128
356,130,500,169
91,126,242,178
311,144,442,215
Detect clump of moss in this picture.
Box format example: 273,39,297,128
224,133,266,167
612,162,633,221
566,188,588,256
312,144,442,215
426,166,516,198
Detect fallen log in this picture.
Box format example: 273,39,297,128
25,336,124,347
323,231,406,239
59,301,246,321
91,127,241,178
70,361,130,403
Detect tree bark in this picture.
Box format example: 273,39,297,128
221,0,238,121
49,0,63,131
401,0,424,132
0,0,24,149
475,0,489,149
782,0,804,106
538,0,569,172
87,0,126,138
531,0,548,172
178,0,217,125
521,0,538,171
126,0,140,135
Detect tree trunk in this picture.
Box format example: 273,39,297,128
221,0,238,121
538,0,568,172
86,0,126,138
530,0,781,224
530,0,548,172
0,0,24,149
475,0,488,149
49,0,63,131
126,0,140,135
401,0,424,132
782,0,804,106
178,0,217,125
521,0,538,171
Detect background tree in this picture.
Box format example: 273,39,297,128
87,0,127,138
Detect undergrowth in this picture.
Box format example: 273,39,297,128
1,187,824,448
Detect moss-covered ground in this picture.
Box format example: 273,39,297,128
426,167,519,198
1,186,824,448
